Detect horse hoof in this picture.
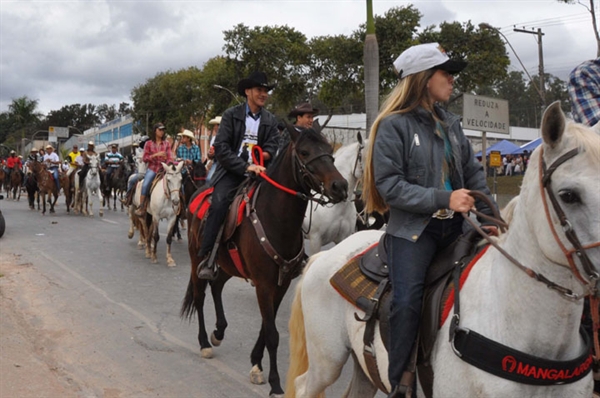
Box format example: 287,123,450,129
99,212,103,217
167,261,176,268
249,365,266,385
151,258,158,264
210,332,222,347
128,231,134,239
200,347,213,359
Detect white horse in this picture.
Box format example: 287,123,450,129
286,102,600,398
144,162,183,266
74,155,104,217
303,133,367,254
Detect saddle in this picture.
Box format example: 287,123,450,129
329,229,487,396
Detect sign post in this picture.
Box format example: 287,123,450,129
489,150,502,200
463,94,510,179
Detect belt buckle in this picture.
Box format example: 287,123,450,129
432,209,454,220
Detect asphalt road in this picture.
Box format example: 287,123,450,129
0,195,373,398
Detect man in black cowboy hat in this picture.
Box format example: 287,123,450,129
197,71,280,280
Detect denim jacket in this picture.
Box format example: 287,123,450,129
373,105,496,241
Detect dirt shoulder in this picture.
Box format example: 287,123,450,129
0,252,80,398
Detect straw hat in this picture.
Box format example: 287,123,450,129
209,116,222,125
45,144,54,149
178,129,195,140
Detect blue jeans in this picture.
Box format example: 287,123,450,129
141,169,156,196
49,167,60,192
386,216,463,390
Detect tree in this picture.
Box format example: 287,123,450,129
308,35,363,114
558,0,600,56
8,96,43,135
364,0,379,136
222,23,311,115
419,21,509,95
355,5,422,91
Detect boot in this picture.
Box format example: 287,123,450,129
197,254,216,280
120,189,134,206
135,195,147,216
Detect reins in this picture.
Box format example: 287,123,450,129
251,146,332,205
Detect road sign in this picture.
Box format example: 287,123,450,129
489,150,502,167
463,94,509,134
49,126,69,138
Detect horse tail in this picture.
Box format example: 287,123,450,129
180,276,196,320
285,254,326,398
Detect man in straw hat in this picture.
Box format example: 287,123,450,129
176,129,201,167
196,71,280,280
206,116,222,182
43,144,61,192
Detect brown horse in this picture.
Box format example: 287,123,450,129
0,168,5,193
28,160,60,214
181,124,348,397
8,169,22,201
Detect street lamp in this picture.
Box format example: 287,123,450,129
213,84,242,104
479,23,545,104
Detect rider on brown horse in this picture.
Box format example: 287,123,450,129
196,71,280,280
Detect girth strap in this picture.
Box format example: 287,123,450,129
248,211,304,286
357,277,390,394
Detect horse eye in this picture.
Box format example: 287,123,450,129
299,150,310,157
558,189,580,204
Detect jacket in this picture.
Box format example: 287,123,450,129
373,105,496,241
211,103,279,186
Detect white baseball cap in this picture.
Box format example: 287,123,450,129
393,42,467,79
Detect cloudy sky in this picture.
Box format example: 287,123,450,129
0,0,595,115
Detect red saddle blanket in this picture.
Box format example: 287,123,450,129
188,187,214,220
188,185,257,227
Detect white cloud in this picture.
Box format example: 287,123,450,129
0,0,593,115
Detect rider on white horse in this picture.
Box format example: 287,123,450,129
362,42,499,397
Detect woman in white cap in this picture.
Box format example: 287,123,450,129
78,141,97,188
362,43,498,396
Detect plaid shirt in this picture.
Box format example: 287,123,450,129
176,143,201,163
568,58,600,126
143,140,173,173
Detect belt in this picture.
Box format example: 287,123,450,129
432,209,455,220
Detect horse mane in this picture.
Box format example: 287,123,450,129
568,121,600,165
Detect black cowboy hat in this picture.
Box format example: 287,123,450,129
237,71,276,97
288,103,319,118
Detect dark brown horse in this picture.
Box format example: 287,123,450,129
103,162,129,211
173,160,207,240
181,124,348,397
8,169,22,201
28,160,60,214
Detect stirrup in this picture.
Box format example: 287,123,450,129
197,255,217,280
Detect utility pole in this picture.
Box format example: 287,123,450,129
513,27,545,107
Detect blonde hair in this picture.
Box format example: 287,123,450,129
363,69,436,214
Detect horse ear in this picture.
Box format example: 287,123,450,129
312,119,322,134
175,161,184,173
285,121,300,143
161,162,168,171
357,131,363,145
541,101,565,149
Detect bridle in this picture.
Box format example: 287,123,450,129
351,139,365,181
465,147,599,300
252,145,335,205
539,147,600,298
162,169,182,214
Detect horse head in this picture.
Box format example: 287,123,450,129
517,101,600,297
88,155,100,176
161,162,184,206
285,121,348,204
